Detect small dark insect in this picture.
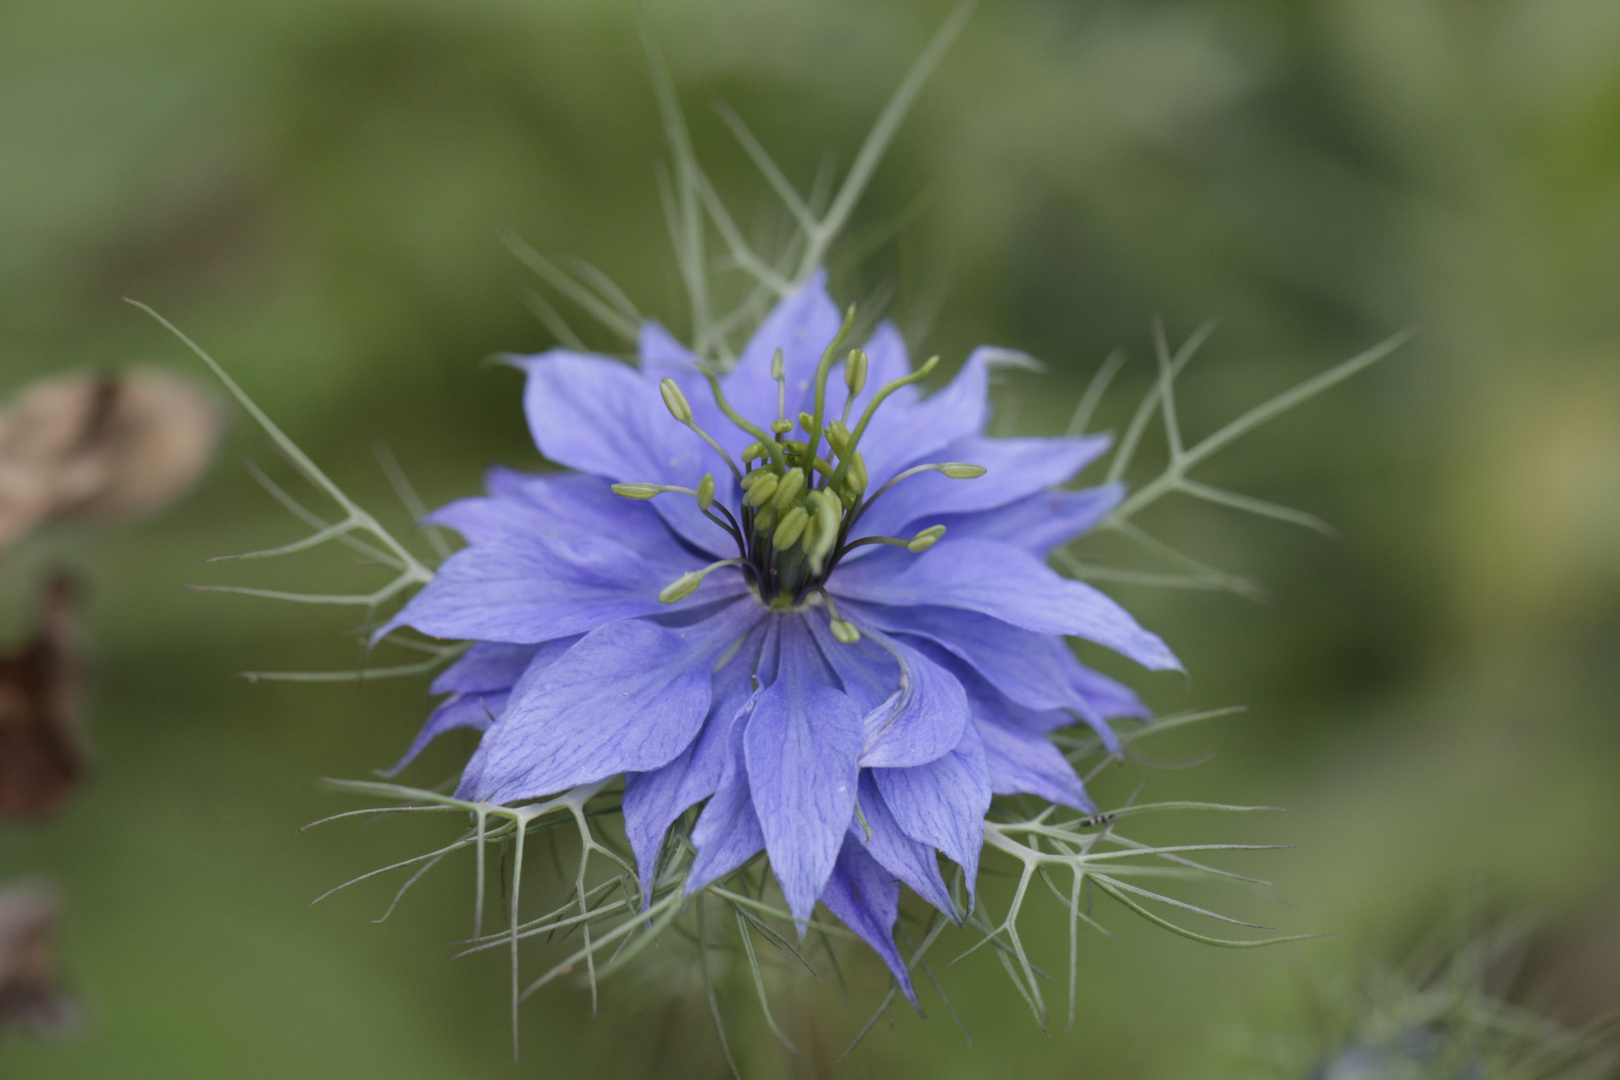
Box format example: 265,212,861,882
0,879,79,1037
0,575,84,819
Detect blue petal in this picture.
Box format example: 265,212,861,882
1069,665,1151,723
819,836,917,1006
949,658,1095,811
686,619,784,893
833,537,1180,672
521,350,731,553
685,702,766,893
743,616,863,922
394,636,581,774
721,272,842,448
431,469,680,560
851,433,1110,545
456,602,757,803
622,618,768,899
932,483,1123,556
806,616,968,768
383,531,733,644
853,771,956,918
387,692,506,776
844,602,1080,713
428,641,543,695
872,720,990,889
976,713,1095,813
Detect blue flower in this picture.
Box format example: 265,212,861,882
385,274,1178,1001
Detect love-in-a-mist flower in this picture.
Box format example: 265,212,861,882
383,274,1179,1000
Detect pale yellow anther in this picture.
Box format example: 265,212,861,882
696,473,715,511
744,472,780,507
940,462,987,479
770,419,794,436
847,451,868,495
659,378,693,424
741,441,767,462
772,506,809,549
771,467,806,511
770,347,785,381
830,619,861,644
659,572,703,604
611,483,663,500
906,525,946,553
844,349,867,398
826,420,851,457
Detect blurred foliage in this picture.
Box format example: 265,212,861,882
0,0,1617,1076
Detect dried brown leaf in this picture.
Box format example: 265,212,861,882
0,370,222,549
0,575,85,819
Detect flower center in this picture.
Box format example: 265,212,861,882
612,306,984,641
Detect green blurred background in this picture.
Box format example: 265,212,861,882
2,0,1618,1076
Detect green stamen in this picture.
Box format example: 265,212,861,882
659,378,692,424
770,467,806,511
700,367,788,474
611,482,693,500
842,524,948,554
659,558,744,604
802,306,857,488
772,506,810,549
771,348,786,422
644,310,964,608
743,472,780,507
827,355,940,492
841,349,867,424
857,460,987,522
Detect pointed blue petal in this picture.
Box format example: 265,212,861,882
820,836,917,1006
872,720,990,890
687,619,786,893
931,483,1123,556
854,772,956,918
382,530,738,644
950,660,1096,811
834,537,1180,671
806,616,968,769
856,346,993,489
743,617,863,922
852,433,1110,544
430,469,678,559
976,712,1094,812
428,641,544,695
455,602,756,804
1069,665,1150,723
385,692,507,777
391,637,580,775
846,602,1088,714
520,350,731,554
623,618,768,900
